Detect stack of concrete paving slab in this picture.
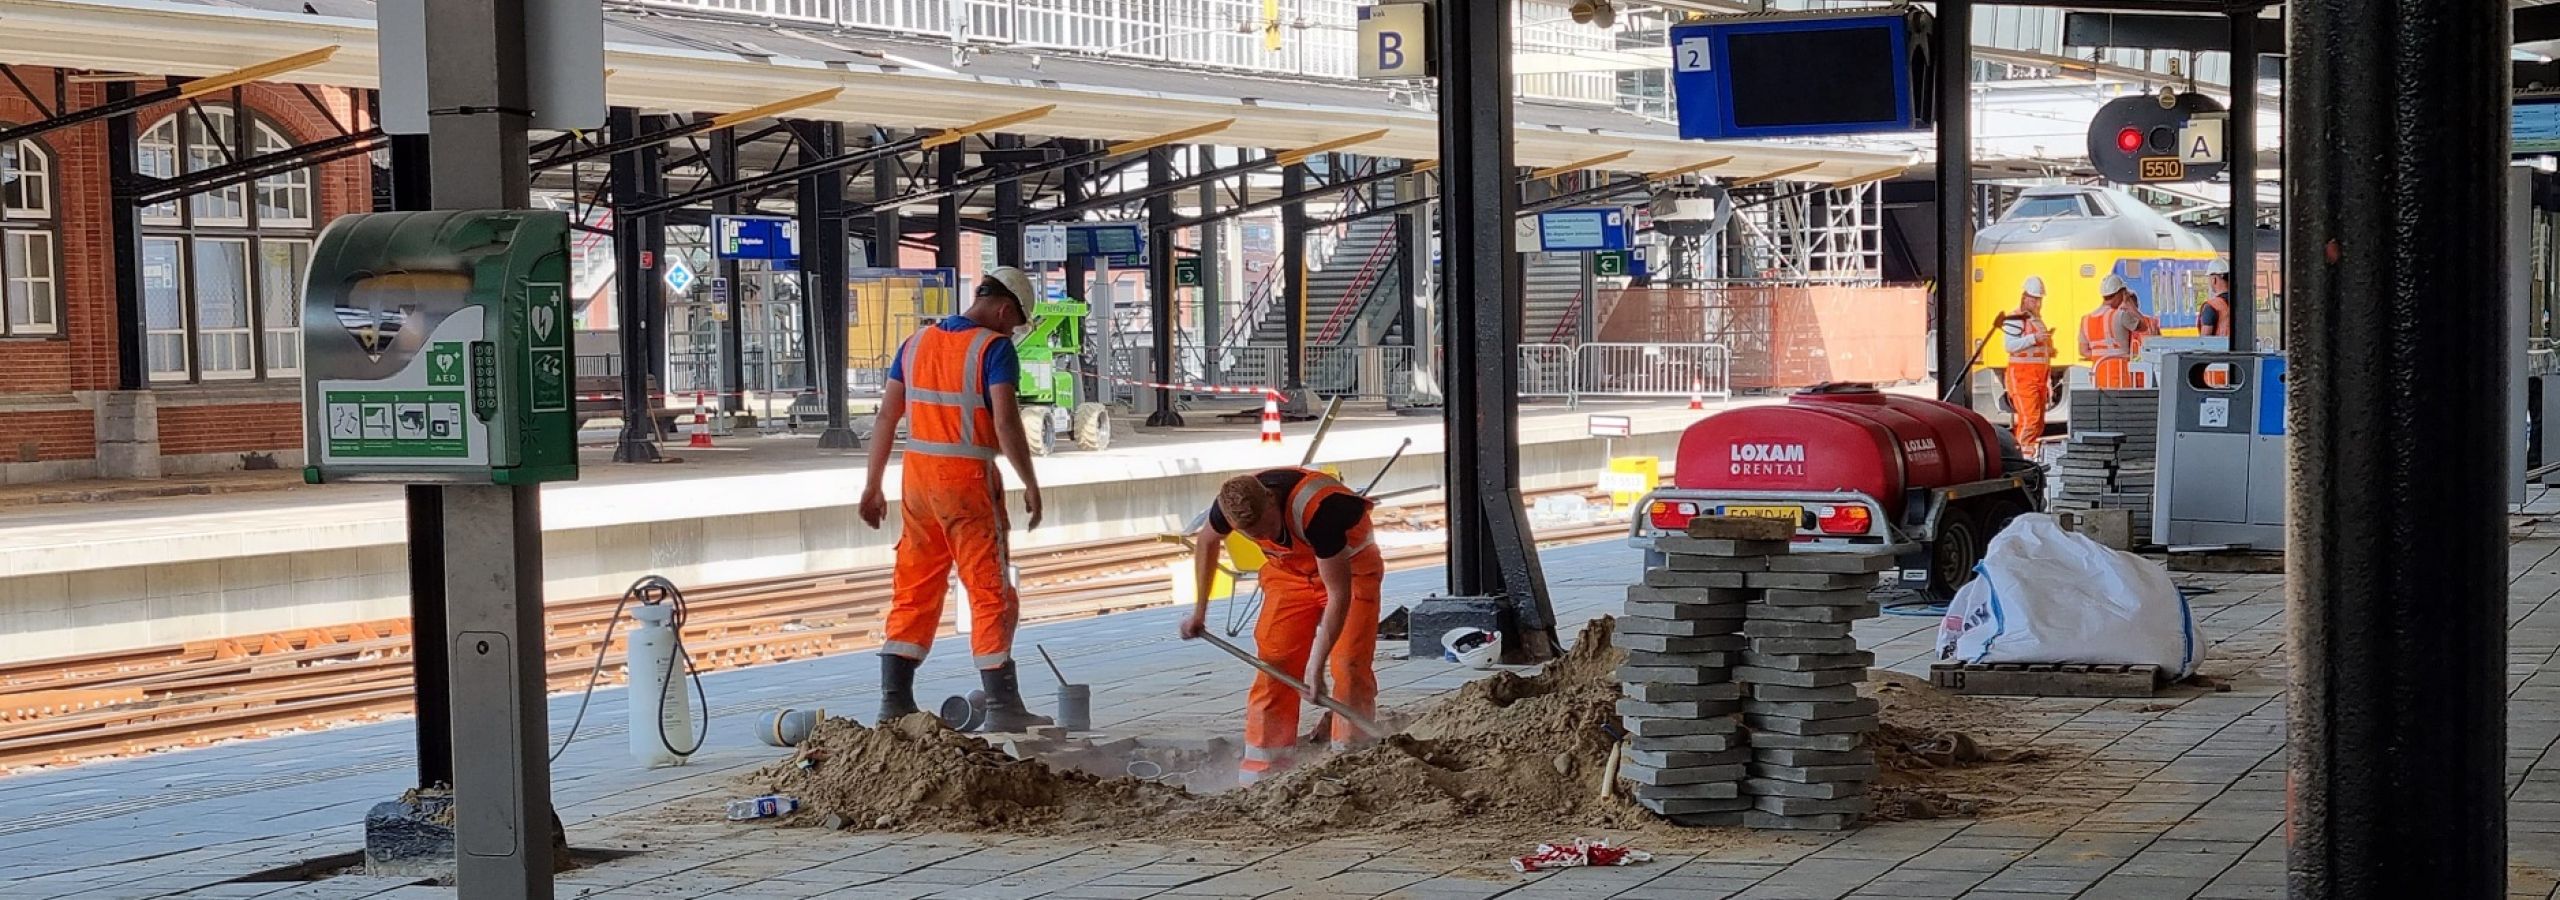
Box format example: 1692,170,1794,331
1615,529,1756,826
2050,431,2156,546
1736,549,1890,831
1618,516,1892,831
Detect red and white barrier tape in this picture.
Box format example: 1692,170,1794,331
1061,365,1279,400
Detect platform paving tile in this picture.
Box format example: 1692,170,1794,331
23,529,2560,898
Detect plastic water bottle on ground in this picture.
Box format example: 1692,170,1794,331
726,795,799,821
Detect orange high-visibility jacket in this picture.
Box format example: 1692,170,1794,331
899,327,1002,460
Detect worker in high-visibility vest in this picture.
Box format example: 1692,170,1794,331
2001,276,2056,451
2200,258,2234,339
2078,275,2157,390
860,266,1049,731
1179,468,1384,784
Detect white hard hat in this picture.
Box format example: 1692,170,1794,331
2021,276,2046,298
2206,258,2231,276
1441,628,1502,670
982,266,1037,315
2099,274,2129,296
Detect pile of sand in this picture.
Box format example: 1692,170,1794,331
755,713,1183,831
745,620,2056,838
1179,617,1650,836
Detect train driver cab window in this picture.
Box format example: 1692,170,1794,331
2003,194,2095,221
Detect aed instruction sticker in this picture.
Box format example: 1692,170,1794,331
325,390,470,458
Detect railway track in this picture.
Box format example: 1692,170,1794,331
0,490,1631,771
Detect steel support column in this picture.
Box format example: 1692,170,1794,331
1431,0,1556,661
105,83,145,392
1063,148,1100,402
711,127,746,416
1146,148,1183,426
994,134,1025,267
1198,147,1222,353
386,131,450,791
608,107,662,463
422,0,550,894
937,142,964,270
1934,0,1974,397
1281,162,1310,390
2227,8,2260,350
800,121,858,450
2286,0,2509,895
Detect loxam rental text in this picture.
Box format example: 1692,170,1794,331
1627,383,2045,600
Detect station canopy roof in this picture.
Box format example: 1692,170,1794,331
0,0,1919,185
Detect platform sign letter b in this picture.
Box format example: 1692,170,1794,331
1358,4,1426,79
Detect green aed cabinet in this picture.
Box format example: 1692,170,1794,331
300,210,579,485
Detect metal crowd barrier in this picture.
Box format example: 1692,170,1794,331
1510,342,1734,402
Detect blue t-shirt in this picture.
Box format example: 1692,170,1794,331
885,315,1020,405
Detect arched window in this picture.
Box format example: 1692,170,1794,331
138,105,316,381
0,135,58,337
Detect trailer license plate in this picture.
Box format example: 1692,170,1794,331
1719,505,1802,525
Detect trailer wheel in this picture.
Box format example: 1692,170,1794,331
1928,505,1990,601
1983,495,2032,538
1072,402,1112,451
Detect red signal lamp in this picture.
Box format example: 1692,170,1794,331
2115,127,2143,154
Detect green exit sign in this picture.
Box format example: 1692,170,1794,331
1175,257,1203,287
1596,251,1629,278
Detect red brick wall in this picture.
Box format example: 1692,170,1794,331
0,69,111,396
3,409,93,462
1,69,371,471
160,402,299,456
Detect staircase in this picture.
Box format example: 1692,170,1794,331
1216,182,1407,389
1523,252,1588,345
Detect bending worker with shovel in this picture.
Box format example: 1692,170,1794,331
1179,468,1385,784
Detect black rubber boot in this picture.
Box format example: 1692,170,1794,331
978,660,1054,732
877,654,922,723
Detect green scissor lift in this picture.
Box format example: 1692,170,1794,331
1013,298,1113,455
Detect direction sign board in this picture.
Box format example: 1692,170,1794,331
1175,257,1203,287
1067,223,1147,267
1024,224,1068,263
713,215,798,261
1596,251,1629,278
1523,208,1632,253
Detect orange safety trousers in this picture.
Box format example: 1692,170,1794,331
883,455,1018,669
1239,545,1385,784
882,323,1016,669
2005,362,2050,450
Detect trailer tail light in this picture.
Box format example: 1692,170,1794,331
1648,500,1700,532
1815,504,1872,535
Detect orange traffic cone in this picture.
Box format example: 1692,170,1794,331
1688,379,1704,411
688,391,715,448
1259,394,1283,444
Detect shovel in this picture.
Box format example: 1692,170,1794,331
1196,631,1390,741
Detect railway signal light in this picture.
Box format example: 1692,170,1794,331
2086,91,2227,185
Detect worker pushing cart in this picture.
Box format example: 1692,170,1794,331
860,266,1052,732
1179,468,1385,784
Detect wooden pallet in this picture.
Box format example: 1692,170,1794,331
1928,662,2162,698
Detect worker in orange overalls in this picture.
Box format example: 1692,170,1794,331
2079,275,2157,390
860,266,1049,731
1179,469,1384,784
2001,276,2056,451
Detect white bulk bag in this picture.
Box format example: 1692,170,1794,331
1937,513,2201,678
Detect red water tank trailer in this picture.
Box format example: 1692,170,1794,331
1674,384,2006,518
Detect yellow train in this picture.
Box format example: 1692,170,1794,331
1964,184,2229,428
